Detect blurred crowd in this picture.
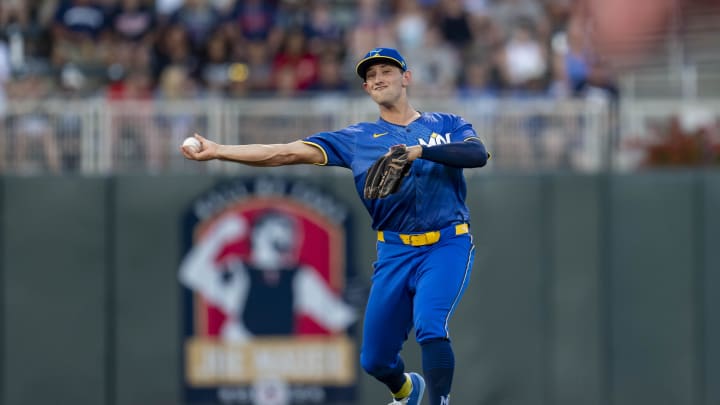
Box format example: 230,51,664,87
0,0,619,104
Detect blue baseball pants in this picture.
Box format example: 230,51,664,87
359,224,475,378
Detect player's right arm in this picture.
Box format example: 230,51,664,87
181,133,326,166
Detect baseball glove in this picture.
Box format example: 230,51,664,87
363,144,413,199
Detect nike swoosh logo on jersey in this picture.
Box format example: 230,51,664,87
373,132,388,138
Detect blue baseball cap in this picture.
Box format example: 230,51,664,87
355,47,408,79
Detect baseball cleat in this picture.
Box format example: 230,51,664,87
387,372,425,405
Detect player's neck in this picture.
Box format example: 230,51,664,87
378,103,420,126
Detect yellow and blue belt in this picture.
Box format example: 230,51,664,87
377,223,469,247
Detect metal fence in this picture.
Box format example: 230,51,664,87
1,97,616,174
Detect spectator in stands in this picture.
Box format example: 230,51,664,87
402,24,460,97
51,0,109,69
464,1,503,53
212,0,238,18
308,52,349,94
107,0,156,77
109,0,156,44
435,0,474,51
1,0,29,72
274,64,299,98
271,28,319,92
169,0,222,56
303,0,345,58
22,2,58,65
393,0,428,52
489,0,548,37
0,32,9,172
152,24,199,82
53,64,89,171
0,33,9,115
555,15,618,99
457,57,499,99
243,42,270,93
157,64,200,100
226,0,282,49
7,73,61,173
105,34,152,81
1,0,29,28
155,64,203,168
544,0,572,35
463,0,491,19
199,30,233,96
0,0,594,101
347,0,394,63
155,0,182,23
107,66,153,100
105,67,157,172
496,19,549,95
273,0,307,33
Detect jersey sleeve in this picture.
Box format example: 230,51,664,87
302,125,359,168
451,114,480,142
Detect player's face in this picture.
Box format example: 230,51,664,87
363,64,409,105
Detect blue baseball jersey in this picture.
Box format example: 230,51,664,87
303,112,479,232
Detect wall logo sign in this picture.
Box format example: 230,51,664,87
179,177,358,404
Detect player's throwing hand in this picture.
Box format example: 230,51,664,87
180,134,218,161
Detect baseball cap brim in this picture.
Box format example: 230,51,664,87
355,56,406,79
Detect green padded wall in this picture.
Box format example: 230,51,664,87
112,175,218,405
1,172,719,405
2,177,108,405
704,172,720,405
550,174,603,405
609,173,700,405
458,175,547,405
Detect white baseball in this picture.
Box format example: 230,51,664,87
182,137,202,152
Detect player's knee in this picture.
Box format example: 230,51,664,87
360,351,393,377
414,319,448,344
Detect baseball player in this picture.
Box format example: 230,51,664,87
181,47,490,405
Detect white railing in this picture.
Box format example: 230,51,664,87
1,97,614,174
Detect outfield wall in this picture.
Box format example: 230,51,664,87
0,171,718,405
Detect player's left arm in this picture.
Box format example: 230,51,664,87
406,118,490,168
408,137,489,168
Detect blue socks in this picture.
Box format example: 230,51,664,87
422,339,455,405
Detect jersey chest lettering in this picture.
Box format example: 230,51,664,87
418,132,452,147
